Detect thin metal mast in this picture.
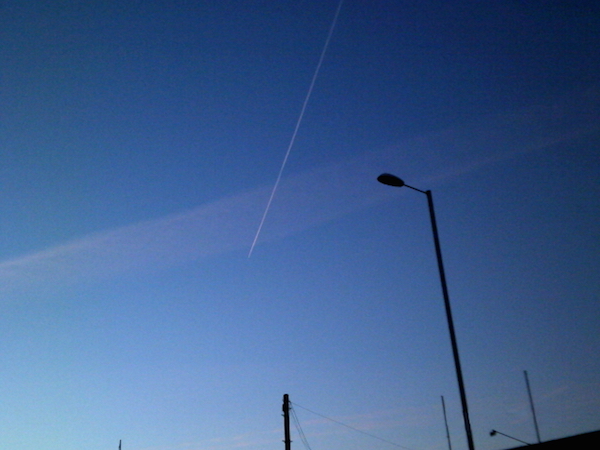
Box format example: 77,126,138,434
441,396,452,450
524,370,541,443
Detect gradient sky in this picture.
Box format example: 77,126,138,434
1,1,599,450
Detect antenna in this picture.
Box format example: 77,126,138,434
524,370,541,443
441,396,452,450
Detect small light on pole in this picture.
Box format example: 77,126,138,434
490,429,532,446
377,173,475,450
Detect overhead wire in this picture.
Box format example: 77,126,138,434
291,401,417,450
291,403,313,450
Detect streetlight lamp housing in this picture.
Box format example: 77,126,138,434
377,173,405,187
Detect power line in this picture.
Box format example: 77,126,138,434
291,404,313,450
291,402,417,450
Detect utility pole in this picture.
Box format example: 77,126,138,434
283,394,291,450
119,440,122,450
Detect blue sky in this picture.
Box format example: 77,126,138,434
1,1,599,450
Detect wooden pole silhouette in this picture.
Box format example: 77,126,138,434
283,394,291,450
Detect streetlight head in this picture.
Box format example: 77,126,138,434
377,173,405,187
490,430,497,437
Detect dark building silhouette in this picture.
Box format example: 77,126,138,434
502,430,600,450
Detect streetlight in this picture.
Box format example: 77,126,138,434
490,430,531,446
377,173,475,450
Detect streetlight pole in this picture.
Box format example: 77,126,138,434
377,173,475,450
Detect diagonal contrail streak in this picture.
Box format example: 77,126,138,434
248,0,344,257
0,86,595,295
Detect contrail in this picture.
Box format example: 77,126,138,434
248,0,344,257
0,86,595,296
